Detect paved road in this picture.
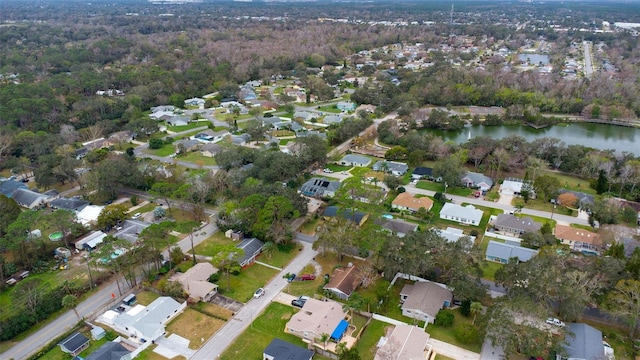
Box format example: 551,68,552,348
3,219,218,360
583,40,594,78
191,242,318,360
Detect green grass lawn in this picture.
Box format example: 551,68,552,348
258,248,298,269
539,170,595,194
192,232,236,256
221,303,333,360
415,181,473,197
317,105,342,113
220,263,279,303
38,327,117,360
356,319,389,360
145,143,175,157
177,152,217,166
480,260,503,281
325,164,352,172
300,217,322,235
279,138,292,145
426,308,483,353
167,122,209,132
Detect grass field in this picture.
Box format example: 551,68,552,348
220,263,279,302
167,122,209,132
177,152,217,166
146,143,175,157
426,308,483,353
317,105,342,113
355,319,389,360
136,291,160,305
166,308,226,349
136,345,186,360
480,260,503,281
415,181,474,197
325,163,352,172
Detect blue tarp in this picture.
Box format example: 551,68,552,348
331,319,349,340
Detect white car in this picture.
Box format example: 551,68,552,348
323,168,333,173
546,318,565,327
254,287,265,299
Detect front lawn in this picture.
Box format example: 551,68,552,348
219,263,279,302
426,308,483,353
167,121,209,132
415,181,473,197
220,303,326,360
177,152,217,166
192,232,234,256
325,164,352,172
317,105,342,113
166,308,226,349
145,143,175,157
355,319,389,360
258,247,298,269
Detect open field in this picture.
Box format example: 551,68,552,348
166,308,226,349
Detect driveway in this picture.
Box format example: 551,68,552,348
429,338,480,360
154,333,196,359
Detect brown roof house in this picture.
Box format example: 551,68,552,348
554,224,602,255
391,192,433,213
400,281,453,324
169,262,218,302
285,298,348,343
323,265,362,300
374,324,432,360
493,214,541,237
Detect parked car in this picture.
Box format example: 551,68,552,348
287,273,296,282
323,168,333,173
291,296,310,308
546,318,565,327
254,287,265,299
300,274,316,281
131,212,141,220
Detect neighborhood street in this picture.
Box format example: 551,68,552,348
191,242,318,360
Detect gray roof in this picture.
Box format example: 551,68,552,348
175,138,201,150
11,188,51,208
621,236,640,258
85,342,130,360
372,160,408,173
494,214,542,233
59,332,89,353
50,197,90,212
437,227,476,243
376,218,418,235
296,130,326,139
412,167,433,177
440,203,483,223
112,296,183,340
461,172,494,188
300,178,341,197
486,240,538,262
166,115,190,126
323,114,344,125
113,220,150,243
323,206,368,225
563,323,604,360
558,189,595,206
400,281,453,318
201,143,222,153
340,154,371,166
263,338,313,360
235,238,264,265
0,180,28,197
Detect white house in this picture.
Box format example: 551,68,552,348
339,154,371,167
439,203,483,226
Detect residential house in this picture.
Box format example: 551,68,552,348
621,236,640,258
375,324,431,360
230,133,251,146
192,130,229,144
99,296,186,341
556,323,608,360
0,179,28,198
486,240,538,264
376,218,418,238
296,130,326,140
149,110,175,121
285,298,348,342
50,197,90,213
293,111,316,122
493,214,542,236
500,179,532,196
336,101,356,112
108,131,134,144
411,167,433,180
391,192,433,213
263,338,313,360
400,281,453,324
323,114,343,125
84,138,113,151
174,138,201,153
200,143,222,158
299,178,342,198
165,115,190,127
356,104,377,113
169,262,218,302
114,220,150,244
76,205,105,226
460,172,493,191
323,265,362,300
556,190,595,209
59,332,90,356
235,238,265,267
75,147,89,160
338,154,371,167
372,161,408,176
554,224,601,255
436,227,476,245
184,97,205,108
323,206,369,227
75,231,107,251
439,203,483,226
11,188,52,209
85,342,131,360
150,105,176,113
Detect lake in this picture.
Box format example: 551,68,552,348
429,123,640,155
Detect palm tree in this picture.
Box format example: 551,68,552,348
262,241,277,259
470,301,483,325
62,294,80,321
319,333,330,349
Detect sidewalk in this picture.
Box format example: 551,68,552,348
429,338,481,360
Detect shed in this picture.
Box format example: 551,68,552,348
91,326,106,340
59,332,90,356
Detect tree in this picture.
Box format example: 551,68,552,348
46,209,80,249
97,204,129,230
150,182,179,217
62,294,80,321
244,119,269,144
595,169,608,194
533,175,561,203
314,216,357,261
12,277,45,317
336,343,361,360
603,279,640,337
470,301,483,325
212,244,243,292
434,156,465,194
383,175,402,190
0,195,21,237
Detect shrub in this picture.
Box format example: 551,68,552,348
434,310,454,327
149,138,163,149
130,195,138,206
434,192,447,203
469,229,479,237
454,325,480,344
460,300,471,317
209,273,220,283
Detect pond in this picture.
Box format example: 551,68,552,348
429,123,640,155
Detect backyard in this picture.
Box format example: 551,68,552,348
37,326,117,360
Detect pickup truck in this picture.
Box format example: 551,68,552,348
546,318,565,327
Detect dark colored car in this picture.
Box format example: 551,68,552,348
300,274,316,281
287,273,296,282
291,296,310,308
